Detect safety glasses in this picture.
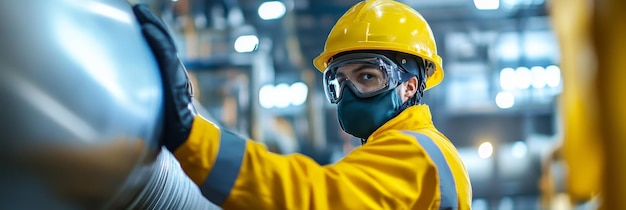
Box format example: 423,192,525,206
323,53,414,104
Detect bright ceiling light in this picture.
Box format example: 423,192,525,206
234,35,259,53
474,0,500,10
258,1,286,20
530,66,546,89
478,142,493,159
259,84,276,109
545,65,561,87
289,82,308,106
495,91,515,109
260,82,309,109
500,68,516,90
274,83,291,108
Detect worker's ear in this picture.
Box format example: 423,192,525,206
401,76,418,101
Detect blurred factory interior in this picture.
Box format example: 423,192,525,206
3,0,622,209
138,0,568,209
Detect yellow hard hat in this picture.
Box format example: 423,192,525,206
313,0,444,90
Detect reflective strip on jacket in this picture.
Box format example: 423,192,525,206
173,105,472,210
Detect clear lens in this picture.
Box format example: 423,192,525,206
323,53,401,103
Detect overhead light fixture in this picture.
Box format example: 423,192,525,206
258,1,286,20
499,68,516,90
289,82,308,106
259,85,276,109
478,142,494,159
273,83,291,108
233,35,259,53
259,82,309,109
530,66,547,89
474,0,500,10
495,91,515,109
545,65,561,88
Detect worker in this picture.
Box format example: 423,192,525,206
133,0,472,209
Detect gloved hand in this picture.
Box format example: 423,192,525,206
132,4,196,151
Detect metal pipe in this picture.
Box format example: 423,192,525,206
0,0,220,209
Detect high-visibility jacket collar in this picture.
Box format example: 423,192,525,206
369,104,435,140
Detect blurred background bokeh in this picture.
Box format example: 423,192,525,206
127,0,586,209
4,0,620,209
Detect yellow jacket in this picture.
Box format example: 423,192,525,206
173,105,472,210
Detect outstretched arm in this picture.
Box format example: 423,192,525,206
173,116,437,210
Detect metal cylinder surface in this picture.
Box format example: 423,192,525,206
0,0,163,209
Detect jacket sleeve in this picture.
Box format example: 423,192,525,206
173,116,439,210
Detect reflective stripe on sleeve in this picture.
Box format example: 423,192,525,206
403,131,458,210
200,129,247,206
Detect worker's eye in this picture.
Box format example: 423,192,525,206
360,73,376,80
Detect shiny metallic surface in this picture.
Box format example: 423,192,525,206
0,0,162,208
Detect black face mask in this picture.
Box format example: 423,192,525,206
337,86,404,140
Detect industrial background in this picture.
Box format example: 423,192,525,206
0,0,604,209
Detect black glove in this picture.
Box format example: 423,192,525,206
132,4,195,151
